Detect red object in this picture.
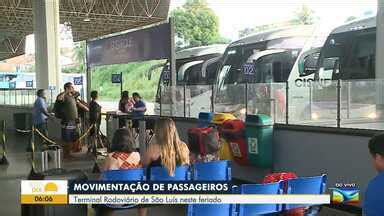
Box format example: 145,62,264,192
263,172,304,216
220,119,248,165
262,172,297,184
188,127,219,157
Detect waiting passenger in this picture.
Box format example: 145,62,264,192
190,128,220,163
89,90,102,153
32,89,52,149
101,128,145,216
364,133,384,215
131,92,147,129
103,128,140,170
143,118,190,176
118,91,134,128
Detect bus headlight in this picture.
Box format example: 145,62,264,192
311,112,319,120
367,112,377,119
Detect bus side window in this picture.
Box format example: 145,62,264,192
347,33,376,79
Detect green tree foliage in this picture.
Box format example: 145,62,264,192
90,60,164,102
238,24,277,38
238,4,316,38
171,0,227,48
62,41,86,74
291,4,316,25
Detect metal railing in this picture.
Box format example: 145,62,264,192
158,79,384,130
0,88,58,107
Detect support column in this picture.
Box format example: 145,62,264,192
33,0,61,90
376,0,384,112
377,0,384,79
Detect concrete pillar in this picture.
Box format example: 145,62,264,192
33,0,61,90
376,0,384,111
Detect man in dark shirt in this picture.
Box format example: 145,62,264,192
364,133,384,215
131,92,146,129
89,91,101,153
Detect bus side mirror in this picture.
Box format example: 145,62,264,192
298,48,321,77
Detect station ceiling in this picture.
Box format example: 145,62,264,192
0,0,170,60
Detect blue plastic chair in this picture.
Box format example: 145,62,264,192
100,168,146,210
102,168,146,181
285,175,327,210
149,165,191,181
236,182,283,216
192,160,231,181
188,160,232,216
198,112,214,128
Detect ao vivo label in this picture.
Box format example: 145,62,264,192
21,180,68,204
331,183,359,205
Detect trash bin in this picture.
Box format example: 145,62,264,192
245,114,273,167
221,119,248,165
14,112,32,132
197,112,214,128
211,113,236,161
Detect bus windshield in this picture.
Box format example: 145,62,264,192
216,36,306,88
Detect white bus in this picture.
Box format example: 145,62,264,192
299,17,378,125
154,44,227,117
213,25,328,122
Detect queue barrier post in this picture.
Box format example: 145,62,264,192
0,120,9,165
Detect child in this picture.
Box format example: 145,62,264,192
364,133,384,215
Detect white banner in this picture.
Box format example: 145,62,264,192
69,194,330,205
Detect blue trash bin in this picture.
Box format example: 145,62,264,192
198,112,214,128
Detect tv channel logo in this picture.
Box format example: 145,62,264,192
331,183,359,205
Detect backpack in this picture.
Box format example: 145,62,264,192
53,99,65,119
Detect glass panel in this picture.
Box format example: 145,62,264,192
288,80,338,127
214,83,246,120
184,85,212,118
340,80,384,130
159,85,185,117
247,83,286,123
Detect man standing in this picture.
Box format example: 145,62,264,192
32,89,51,149
55,82,88,158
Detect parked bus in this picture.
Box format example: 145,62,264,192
298,16,378,124
154,44,227,117
213,25,328,122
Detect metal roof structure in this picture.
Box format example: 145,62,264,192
0,0,170,60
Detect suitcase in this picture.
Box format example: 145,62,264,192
188,127,219,158
21,147,88,216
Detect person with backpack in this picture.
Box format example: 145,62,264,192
54,82,88,158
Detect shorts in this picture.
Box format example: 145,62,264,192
61,123,79,142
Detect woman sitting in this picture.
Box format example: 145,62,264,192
101,128,145,216
103,128,140,170
143,118,190,176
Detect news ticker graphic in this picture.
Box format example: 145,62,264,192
21,180,68,204
21,180,331,205
330,183,359,205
